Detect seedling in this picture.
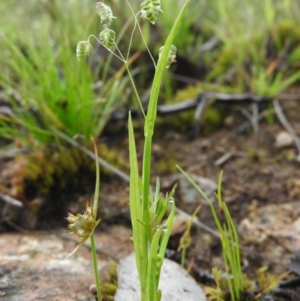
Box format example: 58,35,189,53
177,166,243,301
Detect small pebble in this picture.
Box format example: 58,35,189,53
89,284,97,295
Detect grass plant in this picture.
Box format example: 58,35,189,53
67,1,190,301
177,167,243,301
0,0,129,147
4,1,298,299
127,2,190,299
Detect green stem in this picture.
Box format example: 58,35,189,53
90,234,102,301
125,62,146,117
141,0,191,243
92,137,100,218
181,248,186,267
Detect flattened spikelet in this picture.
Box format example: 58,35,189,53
96,2,116,25
158,44,177,68
99,28,116,49
141,0,163,24
76,40,93,61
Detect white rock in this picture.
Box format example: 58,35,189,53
275,131,293,148
114,252,207,301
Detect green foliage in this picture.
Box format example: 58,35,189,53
207,0,300,96
158,0,204,59
127,2,191,300
0,0,128,147
70,1,190,300
178,167,243,301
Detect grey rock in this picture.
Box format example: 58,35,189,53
179,174,217,206
114,253,207,301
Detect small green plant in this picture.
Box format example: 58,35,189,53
176,167,289,300
178,204,201,267
177,167,243,301
70,1,190,300
127,2,191,299
66,138,102,301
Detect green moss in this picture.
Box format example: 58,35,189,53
272,20,300,46
18,143,129,196
155,152,177,174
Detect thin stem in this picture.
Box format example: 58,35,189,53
88,35,125,62
142,0,192,244
134,11,157,69
124,62,146,118
181,248,186,267
125,12,138,61
90,234,102,301
90,31,146,117
92,137,100,218
110,41,146,118
125,0,157,68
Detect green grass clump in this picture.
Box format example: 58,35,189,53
0,0,129,147
178,167,243,301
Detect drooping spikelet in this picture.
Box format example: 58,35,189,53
158,44,177,68
99,27,116,49
76,40,93,61
141,0,163,24
96,2,116,26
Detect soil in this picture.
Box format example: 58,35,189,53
0,96,300,300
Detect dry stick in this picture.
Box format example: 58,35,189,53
238,107,274,132
0,192,23,207
214,152,234,166
273,99,300,162
111,92,270,121
214,151,248,166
